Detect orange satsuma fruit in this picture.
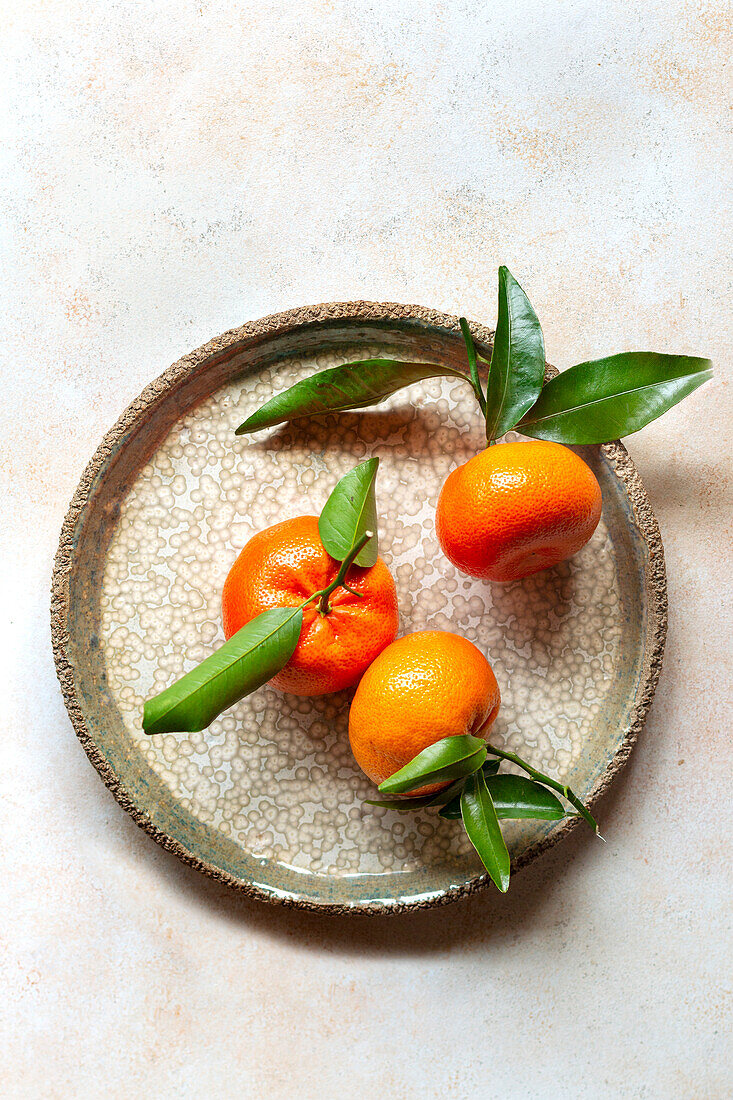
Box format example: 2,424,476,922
436,440,602,583
348,631,500,793
222,515,398,697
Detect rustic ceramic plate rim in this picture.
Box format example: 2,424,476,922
50,300,668,915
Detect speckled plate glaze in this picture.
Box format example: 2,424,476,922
51,302,667,913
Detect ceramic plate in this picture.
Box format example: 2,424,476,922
51,302,667,913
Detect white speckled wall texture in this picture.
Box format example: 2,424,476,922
2,2,731,1097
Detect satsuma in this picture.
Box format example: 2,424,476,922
222,515,398,696
349,630,500,793
436,440,602,582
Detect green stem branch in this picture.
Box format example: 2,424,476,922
312,530,372,614
486,744,601,836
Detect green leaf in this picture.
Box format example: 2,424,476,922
318,458,379,567
142,607,303,735
485,745,601,835
235,359,471,434
484,266,546,441
487,774,566,819
460,770,511,892
365,795,440,812
518,351,712,444
459,317,486,414
437,762,499,819
365,776,469,813
377,734,487,795
438,796,465,820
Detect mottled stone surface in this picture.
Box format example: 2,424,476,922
3,1,731,1096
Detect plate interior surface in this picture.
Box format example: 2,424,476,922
53,307,665,911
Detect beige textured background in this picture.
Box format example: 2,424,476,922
2,1,731,1097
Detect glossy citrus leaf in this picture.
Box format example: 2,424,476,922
488,774,565,818
437,762,497,819
518,351,712,443
365,795,442,811
459,317,487,414
485,745,600,834
438,797,466,819
377,734,487,795
235,359,471,434
460,770,511,892
318,458,379,567
365,776,469,812
484,266,546,441
143,607,303,735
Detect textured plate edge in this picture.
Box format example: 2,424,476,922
50,301,667,916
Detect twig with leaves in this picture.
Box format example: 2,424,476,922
236,266,711,448
367,734,600,893
143,459,382,735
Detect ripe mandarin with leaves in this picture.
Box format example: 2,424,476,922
436,439,603,582
349,630,501,793
237,266,711,582
350,629,600,893
143,458,396,733
222,514,398,696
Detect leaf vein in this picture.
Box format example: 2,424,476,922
522,370,712,427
